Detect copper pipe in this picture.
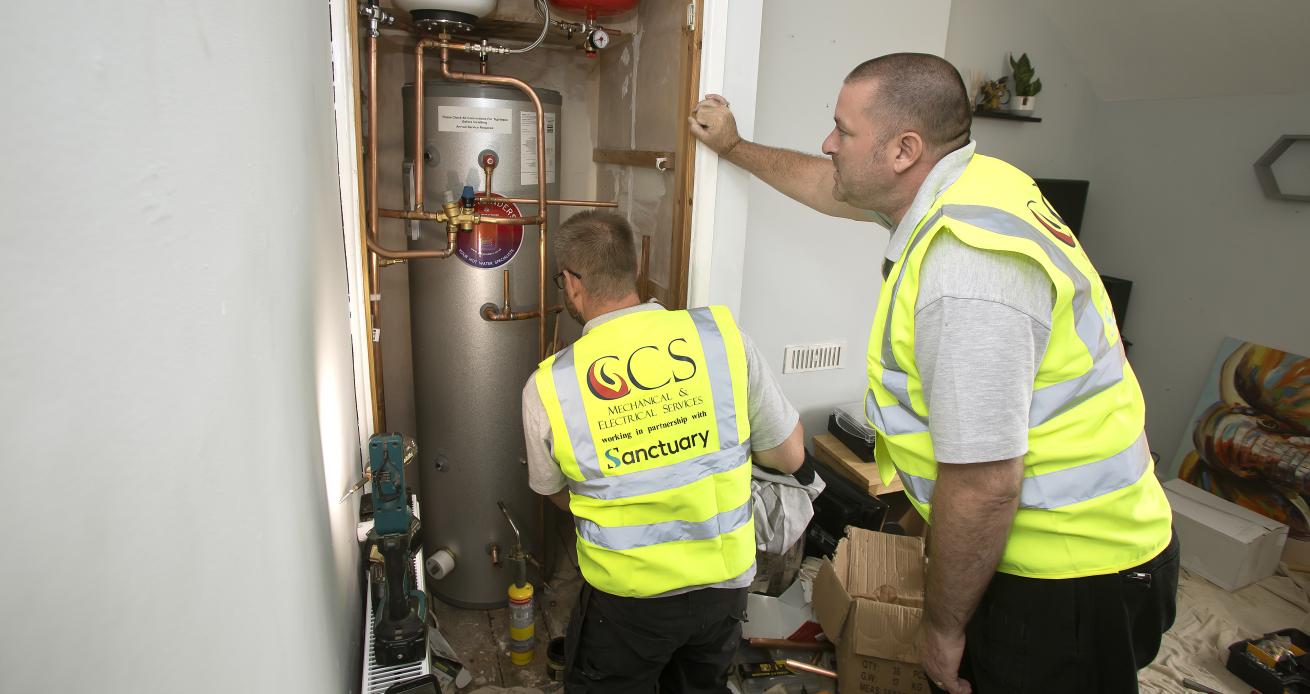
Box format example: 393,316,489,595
379,207,540,226
365,24,387,432
479,215,537,226
748,638,835,652
380,207,445,221
783,660,838,679
481,270,563,321
483,305,564,322
483,197,618,208
413,41,425,212
367,231,458,260
434,36,550,358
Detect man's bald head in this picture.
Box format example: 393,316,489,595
844,53,971,155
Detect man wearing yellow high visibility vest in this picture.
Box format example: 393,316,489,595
521,210,806,692
690,54,1178,693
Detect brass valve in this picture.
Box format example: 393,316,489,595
441,198,479,233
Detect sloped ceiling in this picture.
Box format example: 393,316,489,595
1038,0,1310,101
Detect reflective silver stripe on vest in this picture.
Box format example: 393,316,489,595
938,205,1126,427
551,345,603,480
567,441,751,501
574,498,753,551
866,389,930,437
897,431,1150,510
689,307,740,448
866,209,946,436
870,203,1129,437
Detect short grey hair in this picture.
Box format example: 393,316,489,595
553,211,638,300
845,53,972,153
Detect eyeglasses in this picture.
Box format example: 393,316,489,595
553,269,582,289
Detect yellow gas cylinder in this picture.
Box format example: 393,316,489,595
508,581,535,666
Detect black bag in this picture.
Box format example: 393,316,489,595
803,450,888,557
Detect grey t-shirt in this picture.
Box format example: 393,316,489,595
913,232,1054,464
876,142,1055,466
520,301,799,593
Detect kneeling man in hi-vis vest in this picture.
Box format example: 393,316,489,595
522,210,806,692
689,54,1179,694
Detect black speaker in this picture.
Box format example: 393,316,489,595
1100,275,1132,329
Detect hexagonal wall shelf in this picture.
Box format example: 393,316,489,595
1254,134,1310,202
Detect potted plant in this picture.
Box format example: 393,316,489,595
1009,53,1042,112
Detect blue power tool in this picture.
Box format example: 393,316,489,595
367,434,427,666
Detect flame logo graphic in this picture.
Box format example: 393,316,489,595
1027,199,1076,247
587,356,630,400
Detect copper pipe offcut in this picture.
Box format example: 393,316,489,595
782,660,838,679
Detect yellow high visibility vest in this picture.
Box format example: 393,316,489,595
534,306,755,597
866,154,1173,579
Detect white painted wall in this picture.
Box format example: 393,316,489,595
1080,92,1310,465
0,3,363,692
736,1,952,438
943,0,1310,465
945,0,1099,179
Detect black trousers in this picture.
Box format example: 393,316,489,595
563,583,748,693
930,532,1180,694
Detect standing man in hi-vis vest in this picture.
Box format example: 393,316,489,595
522,211,806,692
689,54,1178,693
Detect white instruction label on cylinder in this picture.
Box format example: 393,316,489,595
437,105,513,134
520,111,556,186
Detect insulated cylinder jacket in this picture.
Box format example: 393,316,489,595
865,154,1173,579
535,306,755,596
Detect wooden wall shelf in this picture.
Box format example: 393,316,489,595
974,109,1042,123
592,148,675,171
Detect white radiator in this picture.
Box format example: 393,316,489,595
360,502,431,694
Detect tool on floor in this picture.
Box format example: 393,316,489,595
499,501,536,666
1225,628,1310,693
366,433,427,666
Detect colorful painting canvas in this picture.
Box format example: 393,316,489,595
1166,338,1310,540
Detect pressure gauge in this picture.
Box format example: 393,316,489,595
587,28,610,51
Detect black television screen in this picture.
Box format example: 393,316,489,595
1033,178,1089,238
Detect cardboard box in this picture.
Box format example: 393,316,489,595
813,529,930,694
1163,478,1289,591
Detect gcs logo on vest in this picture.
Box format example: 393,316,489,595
586,338,699,400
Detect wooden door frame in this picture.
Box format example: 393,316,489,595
677,0,764,313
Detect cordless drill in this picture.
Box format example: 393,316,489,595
367,434,427,666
